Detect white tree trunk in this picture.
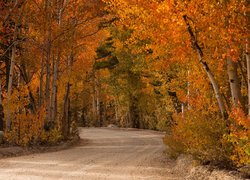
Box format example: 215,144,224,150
227,57,242,107
92,76,97,121
51,0,64,122
6,24,17,130
95,75,101,126
187,69,190,110
181,103,185,118
244,0,250,117
183,15,227,119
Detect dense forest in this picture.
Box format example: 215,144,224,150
0,0,249,170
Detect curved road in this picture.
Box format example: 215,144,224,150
0,128,182,180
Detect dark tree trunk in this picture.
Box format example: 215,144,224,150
168,91,182,113
0,81,3,131
62,83,71,139
129,96,140,128
81,107,86,127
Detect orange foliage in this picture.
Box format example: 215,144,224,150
226,108,250,166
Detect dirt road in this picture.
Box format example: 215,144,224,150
0,128,184,180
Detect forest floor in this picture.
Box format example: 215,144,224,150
0,127,245,180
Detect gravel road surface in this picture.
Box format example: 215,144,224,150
0,128,185,180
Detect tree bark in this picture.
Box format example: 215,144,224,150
20,64,37,113
0,81,2,106
187,69,191,110
0,81,3,131
39,51,45,107
51,52,59,122
6,23,17,130
114,100,119,123
45,0,52,124
92,71,99,123
183,15,227,119
62,82,70,139
62,50,74,137
92,91,96,121
51,0,64,123
168,91,182,113
129,95,139,128
227,57,243,107
95,74,101,126
246,44,250,116
45,43,51,123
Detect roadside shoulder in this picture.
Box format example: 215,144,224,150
0,135,80,159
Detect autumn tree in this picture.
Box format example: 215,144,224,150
0,0,107,144
102,0,249,167
93,27,175,129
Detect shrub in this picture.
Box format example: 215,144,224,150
164,110,232,165
4,107,62,146
164,134,186,159
156,111,174,132
40,128,63,145
4,106,44,146
2,88,63,146
225,108,250,167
